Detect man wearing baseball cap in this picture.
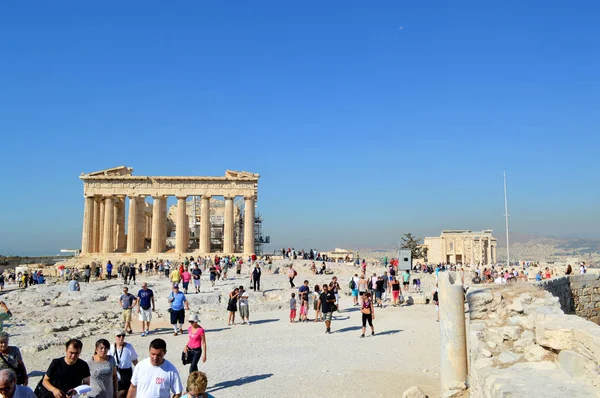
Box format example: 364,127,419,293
168,284,189,336
109,330,139,398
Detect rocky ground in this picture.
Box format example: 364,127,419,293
2,260,441,397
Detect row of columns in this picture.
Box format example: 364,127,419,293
82,194,256,255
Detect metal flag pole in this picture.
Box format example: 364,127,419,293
503,170,510,268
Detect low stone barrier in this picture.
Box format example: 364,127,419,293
465,283,600,397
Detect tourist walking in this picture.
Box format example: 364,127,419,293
289,293,297,323
313,285,322,322
0,332,28,386
109,331,138,398
375,276,384,308
121,263,130,285
288,265,297,288
330,276,341,311
433,283,439,322
251,264,261,291
360,292,375,337
106,261,113,280
350,274,360,306
84,265,91,283
184,314,207,374
128,264,136,285
191,265,202,294
127,339,183,398
0,302,12,332
119,287,137,335
37,339,90,398
357,275,368,306
168,284,189,336
181,371,213,398
318,284,336,334
137,283,155,337
402,269,410,293
0,369,34,398
391,276,401,306
87,339,118,398
226,288,239,326
181,268,191,294
238,286,250,325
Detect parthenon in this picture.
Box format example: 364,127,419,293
79,166,259,256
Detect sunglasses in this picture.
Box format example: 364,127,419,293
116,335,125,338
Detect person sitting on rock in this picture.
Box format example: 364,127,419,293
0,302,13,332
68,276,80,292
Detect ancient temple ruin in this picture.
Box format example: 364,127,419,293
79,166,260,256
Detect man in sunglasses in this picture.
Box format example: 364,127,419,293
109,330,139,398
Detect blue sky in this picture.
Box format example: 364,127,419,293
1,1,599,255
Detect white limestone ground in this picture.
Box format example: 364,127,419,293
5,261,441,397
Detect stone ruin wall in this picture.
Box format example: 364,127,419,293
539,274,600,324
466,283,600,397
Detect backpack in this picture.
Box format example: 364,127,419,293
349,279,356,290
293,270,298,277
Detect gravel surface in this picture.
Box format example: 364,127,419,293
7,265,441,397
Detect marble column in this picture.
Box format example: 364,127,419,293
126,196,139,253
136,199,146,250
112,199,119,250
470,237,475,266
176,196,188,253
98,198,106,253
102,196,115,253
200,195,211,253
151,196,165,254
223,196,234,254
439,271,467,392
116,197,126,251
92,197,101,253
81,196,94,254
487,237,492,265
159,197,167,251
243,196,255,254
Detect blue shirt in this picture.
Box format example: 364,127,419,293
170,292,187,311
535,274,542,281
107,263,113,272
137,289,154,308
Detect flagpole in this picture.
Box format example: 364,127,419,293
503,170,510,268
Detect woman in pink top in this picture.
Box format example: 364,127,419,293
181,269,192,294
184,314,207,374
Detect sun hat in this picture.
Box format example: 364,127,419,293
188,314,200,323
173,283,179,288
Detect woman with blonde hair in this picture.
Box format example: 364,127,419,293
182,371,214,398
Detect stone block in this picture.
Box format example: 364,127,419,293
496,326,522,341
535,316,575,351
558,350,593,378
402,386,428,398
524,345,549,362
497,351,521,365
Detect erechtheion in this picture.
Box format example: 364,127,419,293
79,166,259,256
424,230,497,265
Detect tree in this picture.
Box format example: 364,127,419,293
400,233,428,261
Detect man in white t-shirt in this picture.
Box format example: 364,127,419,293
127,338,183,398
238,286,250,325
109,330,139,398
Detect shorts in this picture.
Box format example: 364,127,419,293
194,279,201,287
392,291,399,301
170,309,185,325
335,294,339,304
323,311,333,322
403,281,409,286
351,289,359,297
359,291,366,296
139,308,152,322
290,309,297,319
183,281,189,289
240,305,249,318
122,309,132,323
375,291,382,299
300,305,307,315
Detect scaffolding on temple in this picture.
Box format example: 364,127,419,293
254,211,269,256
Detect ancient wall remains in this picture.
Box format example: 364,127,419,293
465,284,600,397
539,274,600,324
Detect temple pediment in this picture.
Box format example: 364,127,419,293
81,166,133,177
225,170,260,179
